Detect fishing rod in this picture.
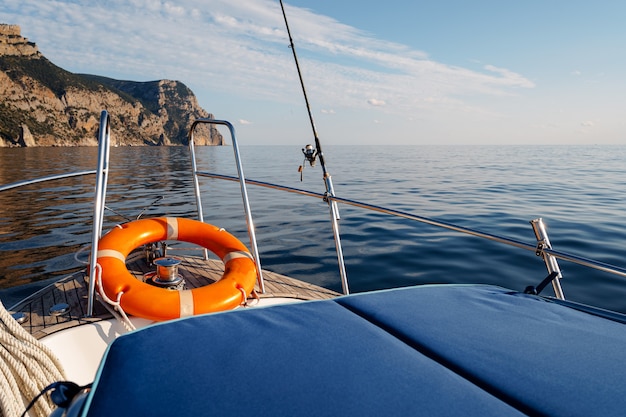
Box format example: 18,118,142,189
278,0,349,294
278,0,328,177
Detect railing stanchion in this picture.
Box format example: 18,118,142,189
188,119,265,293
531,218,565,300
87,110,112,316
188,124,208,260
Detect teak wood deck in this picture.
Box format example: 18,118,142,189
10,252,340,340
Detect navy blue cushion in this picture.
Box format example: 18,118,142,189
82,285,626,417
338,285,626,416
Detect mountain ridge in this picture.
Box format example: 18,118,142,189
0,24,223,147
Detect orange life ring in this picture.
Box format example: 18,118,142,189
96,217,257,321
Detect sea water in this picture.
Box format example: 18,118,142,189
1,145,626,313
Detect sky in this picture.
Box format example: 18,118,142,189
1,0,625,145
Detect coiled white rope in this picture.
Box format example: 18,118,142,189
0,302,66,417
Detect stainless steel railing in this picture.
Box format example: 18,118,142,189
0,171,97,193
5,113,626,304
191,170,626,298
86,111,112,316
0,111,111,316
188,119,265,293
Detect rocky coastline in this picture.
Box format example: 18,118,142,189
0,24,223,147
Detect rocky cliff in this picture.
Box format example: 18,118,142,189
0,24,223,147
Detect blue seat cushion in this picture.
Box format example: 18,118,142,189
81,285,626,417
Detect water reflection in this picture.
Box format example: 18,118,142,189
2,145,626,313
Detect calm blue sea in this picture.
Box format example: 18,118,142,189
2,145,626,313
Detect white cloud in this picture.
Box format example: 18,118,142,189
581,121,594,127
483,65,535,88
0,0,536,133
368,98,386,107
239,119,252,125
